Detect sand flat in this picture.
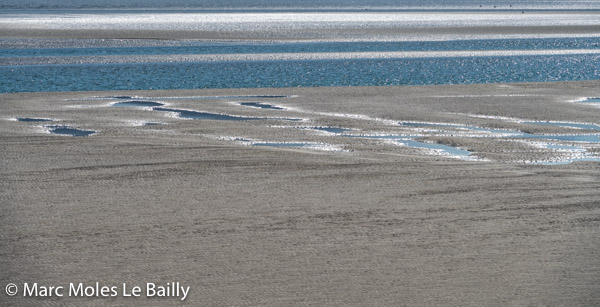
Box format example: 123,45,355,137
1,82,600,305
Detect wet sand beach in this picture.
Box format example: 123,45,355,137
1,81,600,305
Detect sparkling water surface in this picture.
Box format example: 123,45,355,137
3,54,600,93
2,3,600,93
2,38,599,58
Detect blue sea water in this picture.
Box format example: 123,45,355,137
2,53,600,93
2,38,599,58
1,1,600,93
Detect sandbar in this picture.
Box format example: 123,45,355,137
1,81,600,305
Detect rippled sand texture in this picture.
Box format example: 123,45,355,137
1,81,600,306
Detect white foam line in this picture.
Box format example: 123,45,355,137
65,104,102,109
210,135,254,144
296,143,348,152
6,49,600,65
122,120,152,127
570,97,588,103
158,110,182,119
36,125,52,134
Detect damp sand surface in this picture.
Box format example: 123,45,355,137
1,81,600,306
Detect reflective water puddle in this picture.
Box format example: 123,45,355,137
351,134,473,158
400,121,600,143
399,138,472,157
153,107,261,120
524,121,600,131
106,95,134,99
47,125,95,137
238,102,284,110
112,100,165,107
17,117,53,122
579,97,600,103
398,121,600,163
153,107,302,121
